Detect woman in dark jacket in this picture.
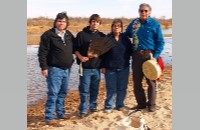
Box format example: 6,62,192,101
101,19,132,113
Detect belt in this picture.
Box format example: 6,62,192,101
134,50,152,54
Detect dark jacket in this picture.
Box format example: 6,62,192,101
101,33,132,70
74,26,105,69
38,28,75,70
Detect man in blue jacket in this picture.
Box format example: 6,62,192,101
125,3,165,112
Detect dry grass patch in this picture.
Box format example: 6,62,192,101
27,17,172,45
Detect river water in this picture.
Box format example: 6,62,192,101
27,34,172,105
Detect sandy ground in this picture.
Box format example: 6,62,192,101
27,66,172,130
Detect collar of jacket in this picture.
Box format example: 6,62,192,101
83,26,99,34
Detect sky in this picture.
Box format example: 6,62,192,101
27,0,172,19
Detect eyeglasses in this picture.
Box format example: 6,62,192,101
113,25,122,28
139,10,148,13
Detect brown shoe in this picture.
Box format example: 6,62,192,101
46,120,64,127
148,105,156,112
59,115,72,120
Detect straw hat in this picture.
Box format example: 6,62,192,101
142,59,161,80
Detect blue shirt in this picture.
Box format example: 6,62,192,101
124,17,165,59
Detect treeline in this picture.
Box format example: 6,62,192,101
27,16,172,30
27,16,172,44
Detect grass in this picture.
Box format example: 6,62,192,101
27,17,172,45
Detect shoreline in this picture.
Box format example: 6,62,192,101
27,66,172,130
27,33,172,45
27,28,172,45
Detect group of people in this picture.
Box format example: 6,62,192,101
38,3,165,126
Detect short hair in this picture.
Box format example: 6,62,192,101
111,18,123,32
53,12,69,29
89,14,101,24
139,3,152,11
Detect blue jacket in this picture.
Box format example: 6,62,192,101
101,33,132,70
124,17,165,59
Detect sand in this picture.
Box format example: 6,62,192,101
27,66,172,130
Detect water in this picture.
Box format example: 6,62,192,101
27,36,172,105
162,28,172,34
161,37,172,66
27,47,80,105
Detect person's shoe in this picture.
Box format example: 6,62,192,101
90,108,98,112
131,105,146,110
104,109,113,113
46,120,64,127
79,113,88,118
116,107,126,111
46,119,57,125
59,115,72,120
148,105,156,112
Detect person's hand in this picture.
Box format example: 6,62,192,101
42,69,48,77
79,56,89,62
87,55,95,58
151,57,157,61
101,68,106,74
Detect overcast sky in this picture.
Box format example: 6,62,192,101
27,0,172,19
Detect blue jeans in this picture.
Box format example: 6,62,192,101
45,67,70,122
104,67,129,110
79,69,100,114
